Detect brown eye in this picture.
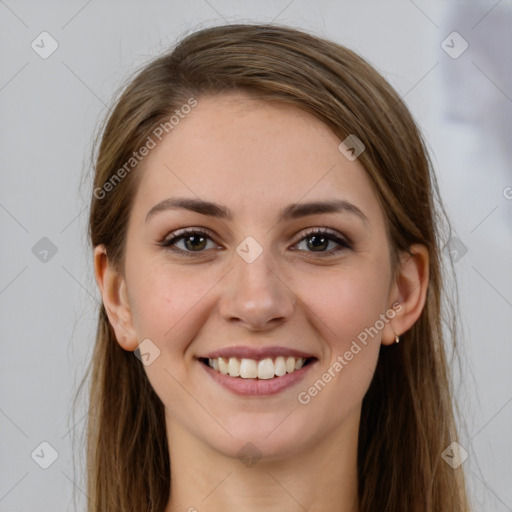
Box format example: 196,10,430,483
294,228,352,255
181,233,208,251
160,229,218,256
305,233,329,251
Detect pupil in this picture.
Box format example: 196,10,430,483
308,235,327,251
186,235,206,251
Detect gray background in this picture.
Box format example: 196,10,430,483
1,1,511,510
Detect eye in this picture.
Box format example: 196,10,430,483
293,228,352,255
159,228,219,256
159,227,352,257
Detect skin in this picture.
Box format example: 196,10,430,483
94,92,429,512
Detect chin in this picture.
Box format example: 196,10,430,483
204,413,320,463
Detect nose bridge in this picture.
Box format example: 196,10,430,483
232,238,283,300
235,242,276,291
219,237,295,327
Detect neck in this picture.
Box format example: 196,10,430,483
164,408,361,512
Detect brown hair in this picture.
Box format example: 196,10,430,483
77,23,471,511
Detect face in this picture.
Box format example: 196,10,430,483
117,92,399,460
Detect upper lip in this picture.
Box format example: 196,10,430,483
199,345,317,360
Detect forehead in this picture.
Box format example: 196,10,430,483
131,92,386,230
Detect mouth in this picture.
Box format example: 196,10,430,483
198,355,318,397
195,346,319,396
198,355,317,380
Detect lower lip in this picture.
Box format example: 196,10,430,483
198,359,317,397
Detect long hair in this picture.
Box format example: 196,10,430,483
78,23,471,511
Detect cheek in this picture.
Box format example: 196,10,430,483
293,268,387,423
296,261,391,350
127,258,216,347
126,262,218,402
292,257,390,402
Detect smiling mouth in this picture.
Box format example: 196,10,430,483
198,356,317,380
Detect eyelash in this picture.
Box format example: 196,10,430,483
159,227,352,257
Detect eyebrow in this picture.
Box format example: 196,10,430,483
145,197,370,227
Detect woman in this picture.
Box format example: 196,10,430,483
82,23,471,511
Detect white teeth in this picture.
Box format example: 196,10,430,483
257,358,275,380
205,355,311,379
228,357,240,377
274,356,287,377
295,357,305,370
218,357,229,375
239,358,258,378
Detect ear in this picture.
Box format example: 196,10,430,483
382,243,429,346
93,245,138,351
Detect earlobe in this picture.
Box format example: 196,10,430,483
382,244,429,346
93,245,138,351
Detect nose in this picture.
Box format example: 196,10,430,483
218,246,296,331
